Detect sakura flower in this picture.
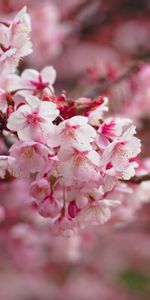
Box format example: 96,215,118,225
0,72,21,113
58,143,101,186
53,116,96,148
0,155,16,178
37,194,62,218
19,66,56,96
0,73,20,113
77,199,120,228
7,95,59,143
102,125,141,179
0,7,32,73
30,178,51,202
9,141,53,178
96,117,132,148
11,5,31,34
53,216,75,237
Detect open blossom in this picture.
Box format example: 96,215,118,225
30,179,63,219
0,5,144,234
9,141,54,178
11,5,31,34
0,155,16,178
77,199,120,228
96,118,132,148
54,116,96,148
7,95,59,143
0,7,32,73
0,74,20,113
102,125,141,179
58,143,101,186
19,66,56,96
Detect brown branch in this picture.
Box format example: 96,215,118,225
123,173,150,184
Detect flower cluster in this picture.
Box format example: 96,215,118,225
0,7,141,235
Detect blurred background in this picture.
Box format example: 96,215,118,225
0,1,150,299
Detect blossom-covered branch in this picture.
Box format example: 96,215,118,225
0,6,148,235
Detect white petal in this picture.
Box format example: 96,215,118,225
39,101,59,120
41,66,56,85
86,150,101,167
7,110,28,131
25,95,40,108
21,69,39,82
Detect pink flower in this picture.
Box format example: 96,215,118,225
97,118,132,148
102,125,141,179
37,194,62,218
58,143,101,186
30,178,50,201
0,73,20,113
11,5,31,34
19,66,56,96
77,199,120,228
0,155,16,178
53,216,75,236
0,7,32,73
9,141,53,178
7,95,59,143
54,116,96,148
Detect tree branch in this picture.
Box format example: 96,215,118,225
124,173,150,184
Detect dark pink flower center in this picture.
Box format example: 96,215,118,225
30,75,49,91
27,112,43,126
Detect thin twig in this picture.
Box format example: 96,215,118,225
123,173,150,184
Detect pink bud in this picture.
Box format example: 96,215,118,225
68,201,79,218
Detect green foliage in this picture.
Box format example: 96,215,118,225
118,268,149,294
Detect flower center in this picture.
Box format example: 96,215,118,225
30,75,49,91
23,147,34,158
27,112,42,126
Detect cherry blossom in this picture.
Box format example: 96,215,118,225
19,66,56,96
30,178,51,202
0,3,150,300
58,143,101,186
0,6,32,74
9,141,53,178
102,125,141,179
7,95,59,143
0,155,16,178
0,5,144,234
55,116,96,148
